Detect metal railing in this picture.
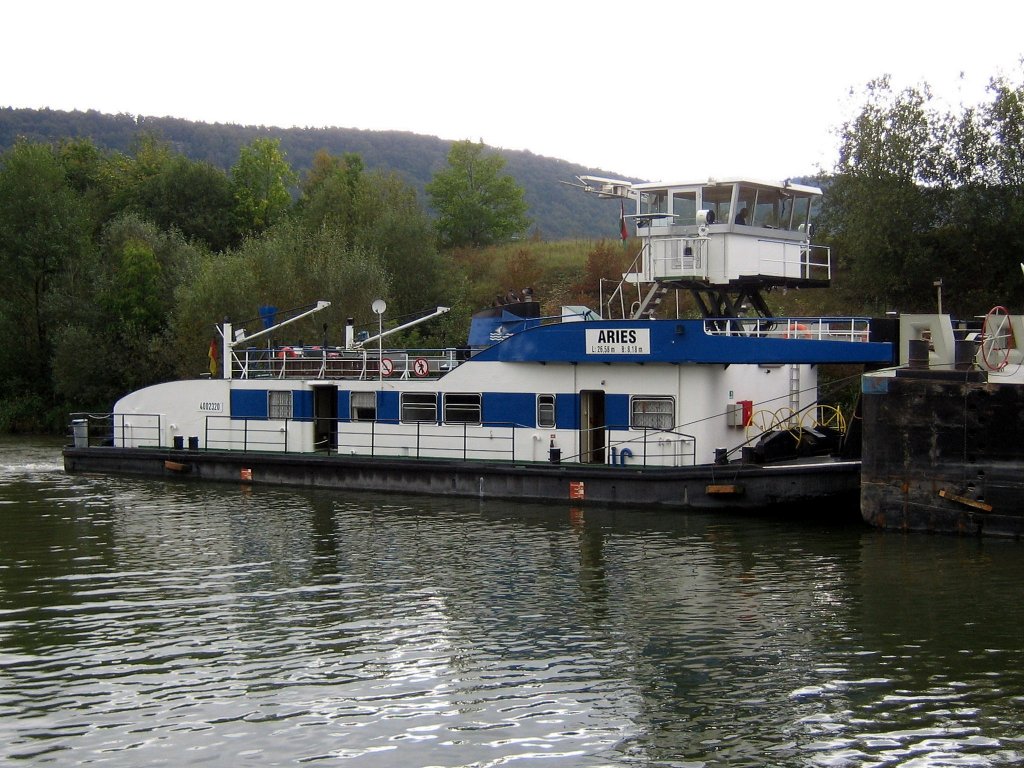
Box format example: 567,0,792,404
702,316,873,342
575,424,698,466
200,414,701,467
229,346,465,381
69,412,162,448
755,240,831,281
335,420,518,461
649,236,710,280
70,411,702,469
205,415,300,452
602,242,648,319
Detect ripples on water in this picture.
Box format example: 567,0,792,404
0,438,1021,767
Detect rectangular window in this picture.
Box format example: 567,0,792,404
268,390,293,420
537,394,556,428
631,396,674,430
699,184,734,223
640,191,667,215
443,393,481,424
401,392,437,423
671,191,697,226
350,391,376,421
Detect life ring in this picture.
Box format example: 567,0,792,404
278,346,298,359
785,322,811,339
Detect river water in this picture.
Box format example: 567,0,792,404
1,437,1021,767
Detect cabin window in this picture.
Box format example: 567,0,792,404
734,185,813,230
754,197,778,228
443,393,481,424
735,185,757,225
700,185,733,224
401,392,437,423
537,394,556,429
350,391,376,421
788,194,812,232
268,390,293,420
640,191,667,215
671,191,697,225
631,396,674,430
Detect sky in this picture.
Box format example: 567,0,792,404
5,0,1023,183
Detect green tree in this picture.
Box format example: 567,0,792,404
426,140,530,248
134,155,238,251
167,220,391,377
298,151,447,317
356,169,446,316
819,78,945,312
0,139,92,416
231,138,297,236
51,213,198,411
820,70,1024,316
58,137,120,233
298,150,365,241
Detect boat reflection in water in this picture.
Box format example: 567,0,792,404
3,440,1022,766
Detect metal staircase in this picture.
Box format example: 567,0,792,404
634,283,670,319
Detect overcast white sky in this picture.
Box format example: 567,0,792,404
5,0,1022,182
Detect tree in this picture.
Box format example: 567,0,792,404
356,169,446,316
134,155,238,251
297,150,366,243
0,140,92,405
167,221,391,378
230,138,297,237
50,213,198,411
818,78,951,312
426,140,530,248
298,151,446,317
819,69,1024,316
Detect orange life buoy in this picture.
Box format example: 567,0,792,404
786,322,811,339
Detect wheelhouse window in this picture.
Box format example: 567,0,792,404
443,393,481,424
640,190,667,215
350,391,376,421
631,396,674,430
537,394,556,428
401,392,437,423
699,185,733,225
268,390,293,420
734,185,813,232
671,191,696,226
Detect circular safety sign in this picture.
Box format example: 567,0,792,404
412,357,430,377
380,358,394,377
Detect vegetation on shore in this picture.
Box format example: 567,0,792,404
1,68,1022,434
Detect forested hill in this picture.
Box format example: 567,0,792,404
0,107,640,240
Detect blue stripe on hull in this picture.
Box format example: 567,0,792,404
471,319,892,365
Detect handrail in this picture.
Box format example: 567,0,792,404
72,412,702,468
557,423,698,466
69,412,163,448
702,316,873,342
755,240,831,281
229,346,467,381
603,242,648,319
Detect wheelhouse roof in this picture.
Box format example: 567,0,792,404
632,178,822,196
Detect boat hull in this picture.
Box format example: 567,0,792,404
861,370,1024,537
63,446,861,517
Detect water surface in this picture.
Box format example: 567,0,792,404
1,437,1021,766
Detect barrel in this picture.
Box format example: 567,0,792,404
908,339,930,369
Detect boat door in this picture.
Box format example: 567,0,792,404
313,385,338,452
579,389,606,464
